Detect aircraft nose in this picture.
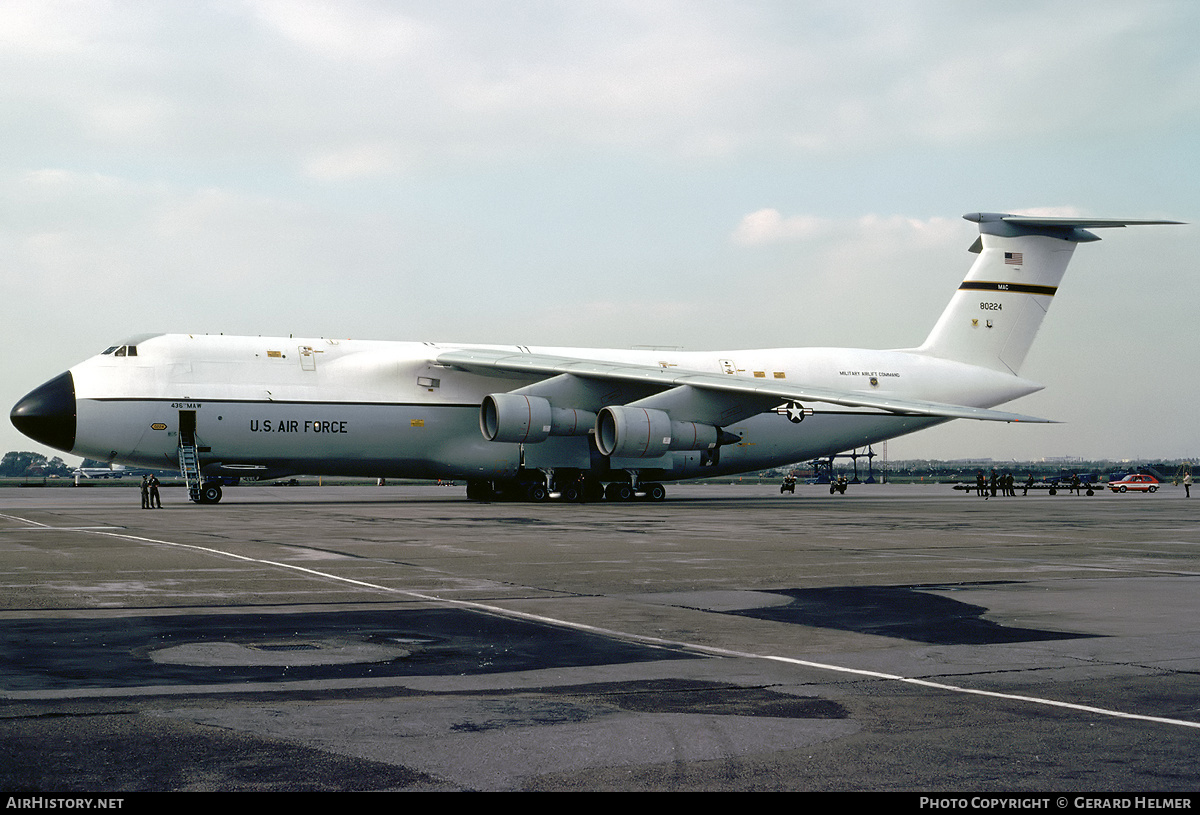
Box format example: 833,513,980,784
10,371,77,453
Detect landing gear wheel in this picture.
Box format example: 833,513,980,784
525,482,549,502
605,482,634,501
644,483,667,501
199,483,223,504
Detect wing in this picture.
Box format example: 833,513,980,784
436,348,1053,425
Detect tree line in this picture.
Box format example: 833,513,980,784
0,451,74,478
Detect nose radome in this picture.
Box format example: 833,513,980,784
11,371,77,453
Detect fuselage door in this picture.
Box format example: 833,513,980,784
179,410,197,446
299,346,317,372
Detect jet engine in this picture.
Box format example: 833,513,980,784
595,406,720,458
481,393,595,443
481,394,551,443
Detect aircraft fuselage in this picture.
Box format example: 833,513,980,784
61,333,1037,482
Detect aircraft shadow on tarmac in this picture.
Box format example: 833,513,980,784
721,584,1094,645
3,585,1094,692
0,608,697,691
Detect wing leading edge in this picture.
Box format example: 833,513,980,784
436,348,1053,424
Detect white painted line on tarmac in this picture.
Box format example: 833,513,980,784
8,513,1200,731
0,526,124,532
0,512,52,527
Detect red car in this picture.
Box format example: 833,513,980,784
1108,474,1160,493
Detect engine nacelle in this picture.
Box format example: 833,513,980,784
481,393,552,443
668,420,720,452
547,407,596,437
596,407,721,458
481,394,597,443
596,406,671,458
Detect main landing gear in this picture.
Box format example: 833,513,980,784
466,474,667,503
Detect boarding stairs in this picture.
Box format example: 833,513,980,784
178,441,203,503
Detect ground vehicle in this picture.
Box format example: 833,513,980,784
1108,474,1160,493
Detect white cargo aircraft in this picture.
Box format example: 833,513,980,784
71,463,128,479
11,212,1179,504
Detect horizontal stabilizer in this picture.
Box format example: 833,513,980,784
964,212,1184,243
972,214,1183,228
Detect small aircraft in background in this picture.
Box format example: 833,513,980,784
71,463,127,479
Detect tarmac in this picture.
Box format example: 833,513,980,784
1,481,1198,792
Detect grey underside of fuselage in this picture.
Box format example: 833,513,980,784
76,398,942,481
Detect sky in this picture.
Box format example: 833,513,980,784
2,0,1198,465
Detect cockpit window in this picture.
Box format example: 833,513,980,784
102,347,118,355
106,345,138,357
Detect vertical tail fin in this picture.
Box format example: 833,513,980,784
915,213,1180,375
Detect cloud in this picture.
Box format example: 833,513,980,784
731,209,959,252
2,1,1197,178
731,210,833,246
248,0,431,63
0,0,106,56
301,143,402,181
766,3,1200,154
